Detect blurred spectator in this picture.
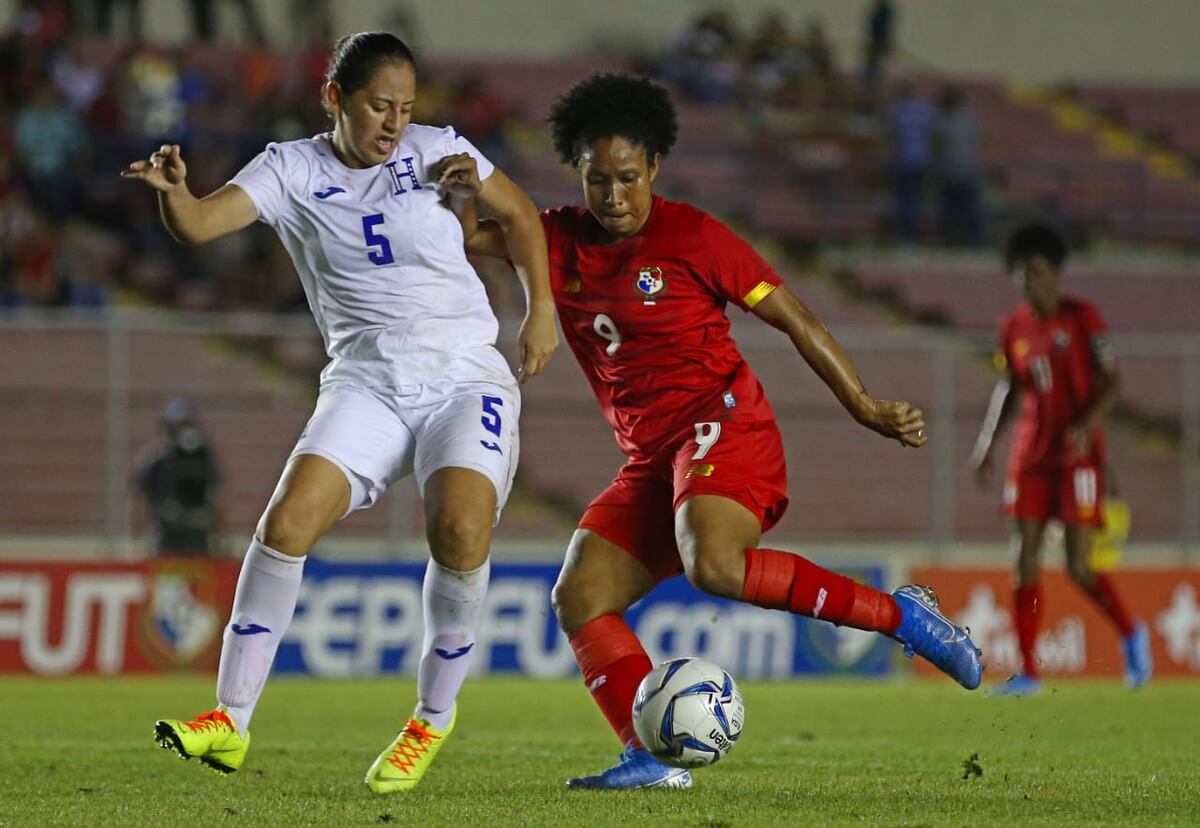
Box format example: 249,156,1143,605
446,74,513,167
120,46,190,142
935,86,984,245
889,82,935,242
51,40,103,112
657,8,741,105
135,398,222,556
92,0,143,40
739,10,806,119
861,0,895,109
14,81,87,213
801,15,838,107
13,0,71,46
188,0,266,45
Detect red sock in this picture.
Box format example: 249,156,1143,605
1085,574,1136,637
567,614,652,746
1015,584,1041,678
740,547,901,634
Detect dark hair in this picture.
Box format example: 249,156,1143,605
548,73,678,167
326,32,416,97
1005,223,1068,271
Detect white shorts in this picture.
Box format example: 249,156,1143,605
290,379,520,522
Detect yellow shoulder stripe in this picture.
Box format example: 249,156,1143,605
743,281,777,309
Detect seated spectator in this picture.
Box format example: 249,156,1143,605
14,81,87,215
446,74,513,167
51,40,104,113
739,9,807,118
657,8,741,104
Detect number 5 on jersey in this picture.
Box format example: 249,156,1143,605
362,214,394,265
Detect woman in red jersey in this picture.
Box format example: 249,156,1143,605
461,73,981,789
971,224,1151,696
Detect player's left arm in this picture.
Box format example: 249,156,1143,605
1068,328,1121,458
752,284,926,447
434,152,558,381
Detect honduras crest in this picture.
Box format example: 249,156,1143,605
635,266,666,300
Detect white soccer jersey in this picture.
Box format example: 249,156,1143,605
230,126,513,389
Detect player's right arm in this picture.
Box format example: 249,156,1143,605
121,144,257,245
969,360,1017,487
752,284,926,447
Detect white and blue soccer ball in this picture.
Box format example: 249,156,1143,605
631,657,744,769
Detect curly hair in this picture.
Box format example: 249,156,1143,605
548,73,678,167
1005,223,1068,271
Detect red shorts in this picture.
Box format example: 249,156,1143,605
578,420,789,583
1004,454,1104,527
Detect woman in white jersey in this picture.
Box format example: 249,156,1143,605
122,32,557,794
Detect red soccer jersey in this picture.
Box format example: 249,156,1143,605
542,196,783,459
999,296,1108,470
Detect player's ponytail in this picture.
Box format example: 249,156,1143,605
324,31,416,112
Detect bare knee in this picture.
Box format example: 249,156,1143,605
551,572,605,634
682,548,744,600
1013,524,1044,587
1066,551,1094,587
552,561,642,633
256,455,351,556
1015,550,1040,586
257,501,321,557
426,511,491,571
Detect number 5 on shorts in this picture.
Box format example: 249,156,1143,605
479,395,504,454
692,422,721,460
481,395,504,435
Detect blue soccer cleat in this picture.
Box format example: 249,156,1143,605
566,743,693,790
892,584,983,690
992,672,1042,697
1121,619,1153,689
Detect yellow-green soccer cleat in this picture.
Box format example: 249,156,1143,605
153,709,250,774
365,708,457,794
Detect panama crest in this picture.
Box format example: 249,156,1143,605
635,266,666,299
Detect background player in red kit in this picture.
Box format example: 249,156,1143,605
461,73,981,790
971,224,1152,696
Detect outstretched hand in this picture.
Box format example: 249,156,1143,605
121,144,188,192
865,399,927,447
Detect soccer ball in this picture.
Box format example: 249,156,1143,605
631,657,744,769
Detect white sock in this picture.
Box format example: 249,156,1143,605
415,558,490,730
215,539,305,736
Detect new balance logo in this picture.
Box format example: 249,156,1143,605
587,674,607,692
813,588,829,619
434,643,475,660
313,186,346,200
231,623,271,636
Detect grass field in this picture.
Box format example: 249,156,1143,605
1,677,1197,826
